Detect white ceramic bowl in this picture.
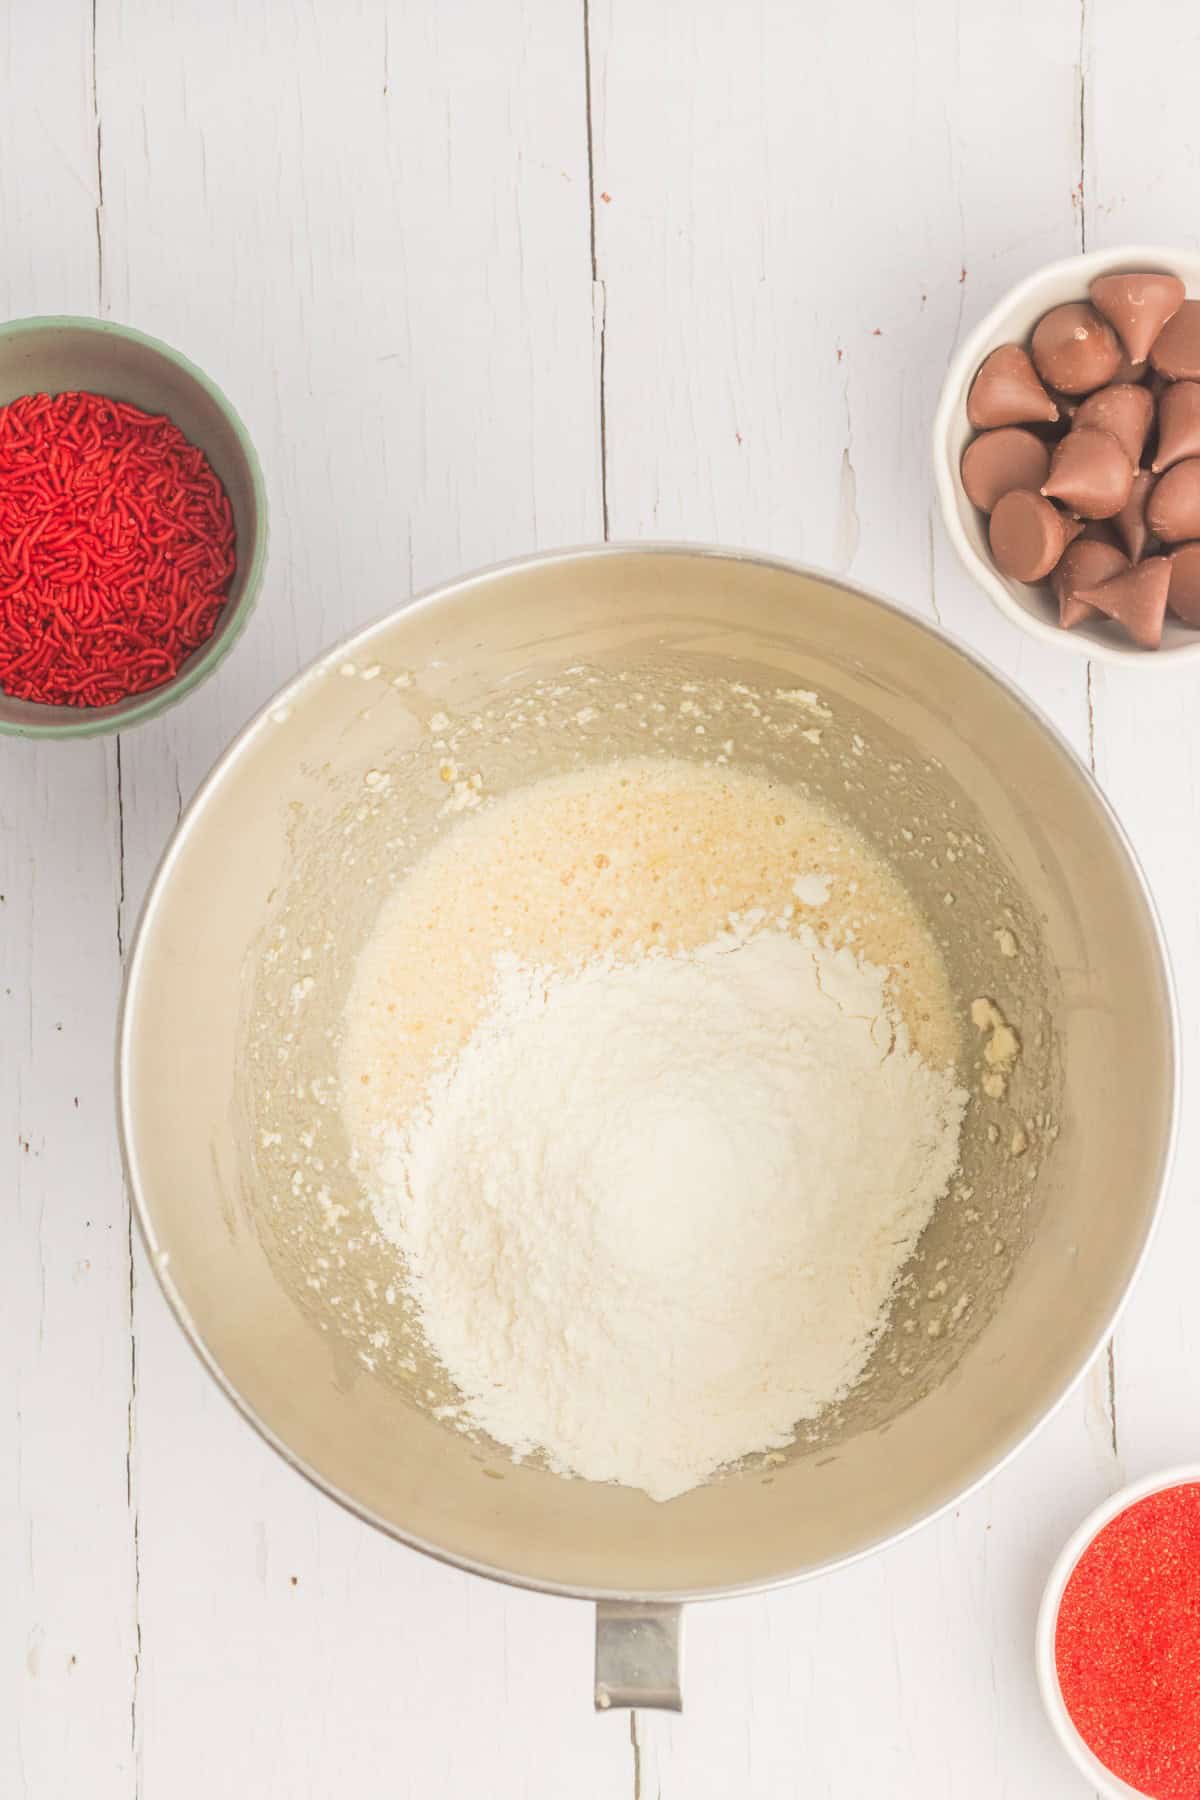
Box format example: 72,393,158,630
933,245,1200,667
1035,1464,1200,1796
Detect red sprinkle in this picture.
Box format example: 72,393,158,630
1056,1482,1200,1799
0,390,236,708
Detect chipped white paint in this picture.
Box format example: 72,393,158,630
1,0,1197,1795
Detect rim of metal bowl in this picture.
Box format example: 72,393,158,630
117,542,1181,1604
0,313,268,740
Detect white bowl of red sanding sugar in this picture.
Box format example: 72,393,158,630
1036,1466,1200,1798
934,244,1200,666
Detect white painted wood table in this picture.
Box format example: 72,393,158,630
4,2,1199,1793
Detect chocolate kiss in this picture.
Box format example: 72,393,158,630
989,490,1082,582
1058,593,1098,631
1031,303,1121,395
1072,384,1154,467
1168,543,1200,626
968,345,1059,428
1089,272,1185,365
1074,556,1172,649
1113,470,1155,561
1052,541,1129,628
1075,557,1172,650
1152,382,1200,472
1150,301,1200,381
1041,427,1133,519
961,428,1051,512
1054,542,1129,629
1148,459,1200,542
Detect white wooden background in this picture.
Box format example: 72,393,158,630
3,1,1200,1794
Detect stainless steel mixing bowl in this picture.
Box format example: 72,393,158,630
118,547,1177,1708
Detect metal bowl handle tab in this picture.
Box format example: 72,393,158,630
594,1602,683,1711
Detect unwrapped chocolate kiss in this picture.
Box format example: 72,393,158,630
1031,303,1120,395
1152,382,1200,473
1089,272,1185,365
1052,539,1129,629
989,490,1081,583
1041,428,1133,520
1147,458,1200,543
967,345,1059,429
1073,557,1172,650
961,429,1050,512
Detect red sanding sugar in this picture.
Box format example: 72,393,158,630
0,390,235,708
1055,1482,1200,1798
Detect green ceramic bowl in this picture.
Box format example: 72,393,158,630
0,316,267,738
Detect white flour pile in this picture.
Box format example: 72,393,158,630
371,924,967,1502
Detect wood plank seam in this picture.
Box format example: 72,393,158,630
582,0,609,540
